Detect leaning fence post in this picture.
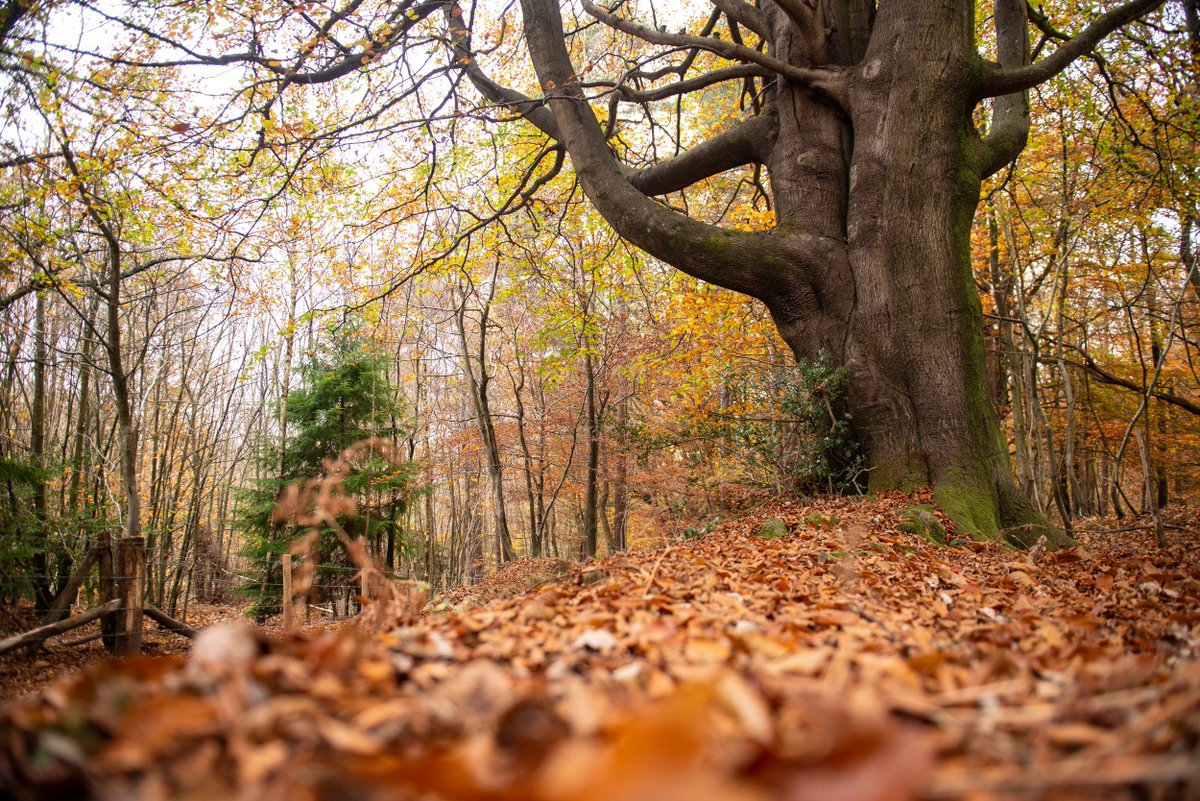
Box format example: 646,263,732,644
282,552,294,631
115,537,145,657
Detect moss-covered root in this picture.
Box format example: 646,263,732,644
933,478,1075,550
897,504,948,545
997,482,1076,549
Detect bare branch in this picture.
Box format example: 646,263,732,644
1071,353,1200,417
605,63,769,104
709,0,767,38
0,256,224,312
582,0,846,102
0,151,60,169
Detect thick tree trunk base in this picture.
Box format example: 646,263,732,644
932,475,1074,550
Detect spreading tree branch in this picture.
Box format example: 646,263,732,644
446,4,775,199
582,0,846,103
979,0,1164,97
625,110,775,195
445,3,561,140
518,0,827,301
980,0,1032,177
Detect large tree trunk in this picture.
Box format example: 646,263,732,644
761,4,1067,546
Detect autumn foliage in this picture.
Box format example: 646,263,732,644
3,494,1198,799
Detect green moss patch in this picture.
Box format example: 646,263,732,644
755,518,789,540
897,504,948,546
803,513,841,530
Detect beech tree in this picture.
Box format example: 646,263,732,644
8,0,1182,546
451,0,1177,546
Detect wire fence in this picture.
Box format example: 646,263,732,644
0,563,489,630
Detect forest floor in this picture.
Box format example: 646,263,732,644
1,490,1198,800
0,603,223,699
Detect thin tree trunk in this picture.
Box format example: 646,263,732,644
59,137,142,548
454,278,516,562
611,394,629,553
511,358,542,556
581,352,600,559
30,290,51,612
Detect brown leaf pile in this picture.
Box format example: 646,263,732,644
2,492,1198,800
434,557,573,612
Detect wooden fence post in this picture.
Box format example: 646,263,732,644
99,530,117,652
115,537,145,657
282,552,294,631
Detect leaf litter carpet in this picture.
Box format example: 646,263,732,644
2,491,1198,800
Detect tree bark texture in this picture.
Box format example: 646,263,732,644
494,0,1161,545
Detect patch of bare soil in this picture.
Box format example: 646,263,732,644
2,492,1198,800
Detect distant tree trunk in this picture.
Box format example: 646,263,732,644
611,394,629,553
581,351,600,559
53,297,98,613
533,381,549,555
1185,216,1199,299
1053,247,1081,521
105,250,141,544
990,209,1037,501
31,290,52,613
424,462,437,583
511,359,542,556
278,275,300,479
598,480,612,553
455,277,516,563
1144,264,1170,508
61,139,142,548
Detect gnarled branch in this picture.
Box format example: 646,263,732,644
626,110,775,195
710,0,767,38
520,0,814,301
